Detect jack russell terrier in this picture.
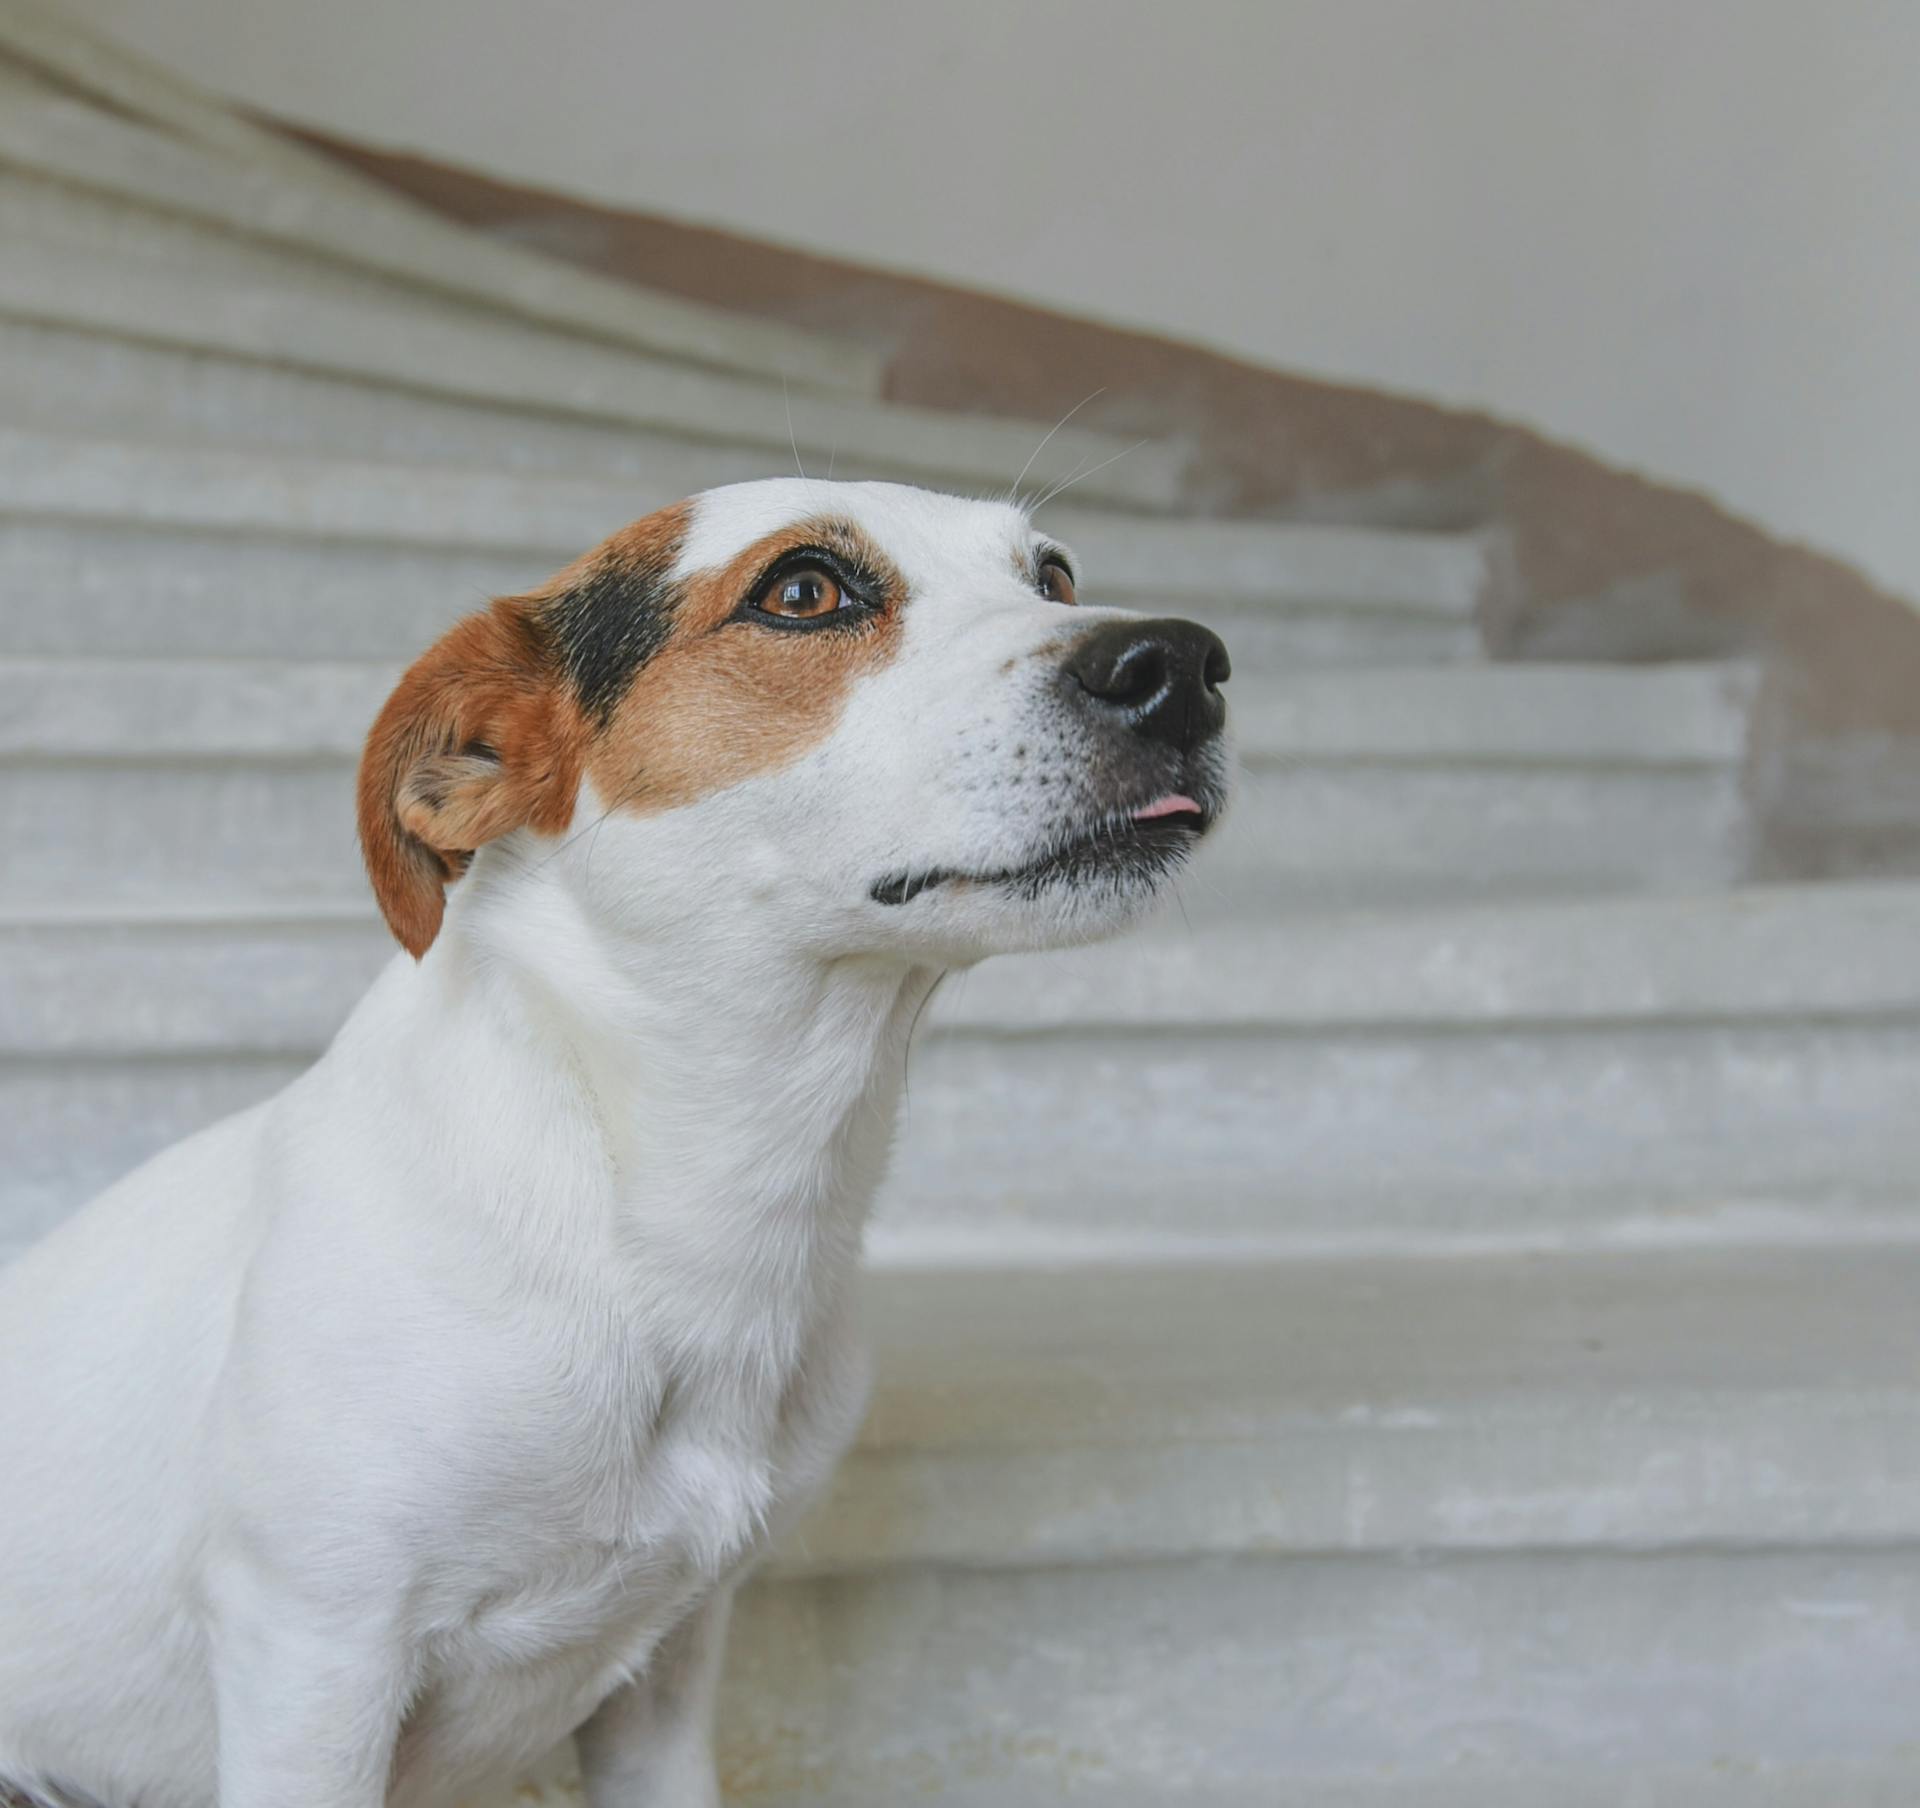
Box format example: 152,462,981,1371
0,479,1230,1808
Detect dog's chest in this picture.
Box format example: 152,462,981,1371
414,1315,869,1769
468,1413,784,1643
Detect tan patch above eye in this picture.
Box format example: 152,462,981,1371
587,516,906,816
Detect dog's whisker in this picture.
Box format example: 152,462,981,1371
783,376,807,482
1028,438,1152,515
898,971,947,1120
1007,388,1106,509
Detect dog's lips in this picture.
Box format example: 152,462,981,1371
870,790,1215,907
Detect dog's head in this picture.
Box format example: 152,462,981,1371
359,480,1231,965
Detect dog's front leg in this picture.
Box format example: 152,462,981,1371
208,1574,411,1808
575,1585,736,1808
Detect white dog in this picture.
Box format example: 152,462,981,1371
0,480,1230,1808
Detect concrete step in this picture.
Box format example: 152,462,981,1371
2,885,1914,1253
1047,506,1495,669
0,245,1176,507
0,313,867,492
800,1247,1920,1570
0,431,1492,669
1214,660,1758,910
0,515,1483,669
0,658,1756,916
0,55,886,392
717,1550,1920,1806
476,1248,1920,1806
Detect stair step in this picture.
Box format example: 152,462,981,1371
0,312,874,492
0,659,1753,915
0,248,1175,506
6,659,1746,762
0,515,1479,669
0,432,1492,672
800,1247,1920,1571
3,886,1914,1252
706,1550,1920,1806
465,1248,1920,1806
0,58,885,392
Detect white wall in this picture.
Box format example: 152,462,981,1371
64,0,1920,601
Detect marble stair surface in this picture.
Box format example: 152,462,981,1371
2,8,1916,1803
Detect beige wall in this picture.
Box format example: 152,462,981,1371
64,0,1920,602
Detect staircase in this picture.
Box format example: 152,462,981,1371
2,9,1916,1802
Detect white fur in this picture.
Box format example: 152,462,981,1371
0,481,1226,1808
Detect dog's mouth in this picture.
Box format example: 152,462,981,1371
870,791,1215,908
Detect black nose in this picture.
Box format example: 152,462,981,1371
1061,618,1230,754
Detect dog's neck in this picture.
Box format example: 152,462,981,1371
338,849,941,1377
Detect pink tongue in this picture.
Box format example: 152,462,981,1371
1132,793,1202,822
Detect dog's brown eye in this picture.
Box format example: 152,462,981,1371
755,566,845,619
1038,559,1077,606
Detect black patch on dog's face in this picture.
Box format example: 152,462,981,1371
543,546,684,727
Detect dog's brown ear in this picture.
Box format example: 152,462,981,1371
358,600,583,957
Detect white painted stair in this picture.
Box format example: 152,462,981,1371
0,428,1496,669
2,11,1915,1803
0,258,1180,504
4,885,1915,1257
494,1249,1920,1807
0,50,887,391
0,62,1170,506
0,656,1755,915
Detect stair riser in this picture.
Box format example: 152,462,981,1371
0,526,553,659
0,423,1488,605
1197,603,1477,669
0,759,1750,913
1202,764,1750,908
678,1550,1920,1806
6,1016,1914,1252
0,166,543,342
0,317,863,489
0,1056,298,1253
0,524,1467,669
0,302,1175,508
885,1018,1919,1238
0,317,1052,496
